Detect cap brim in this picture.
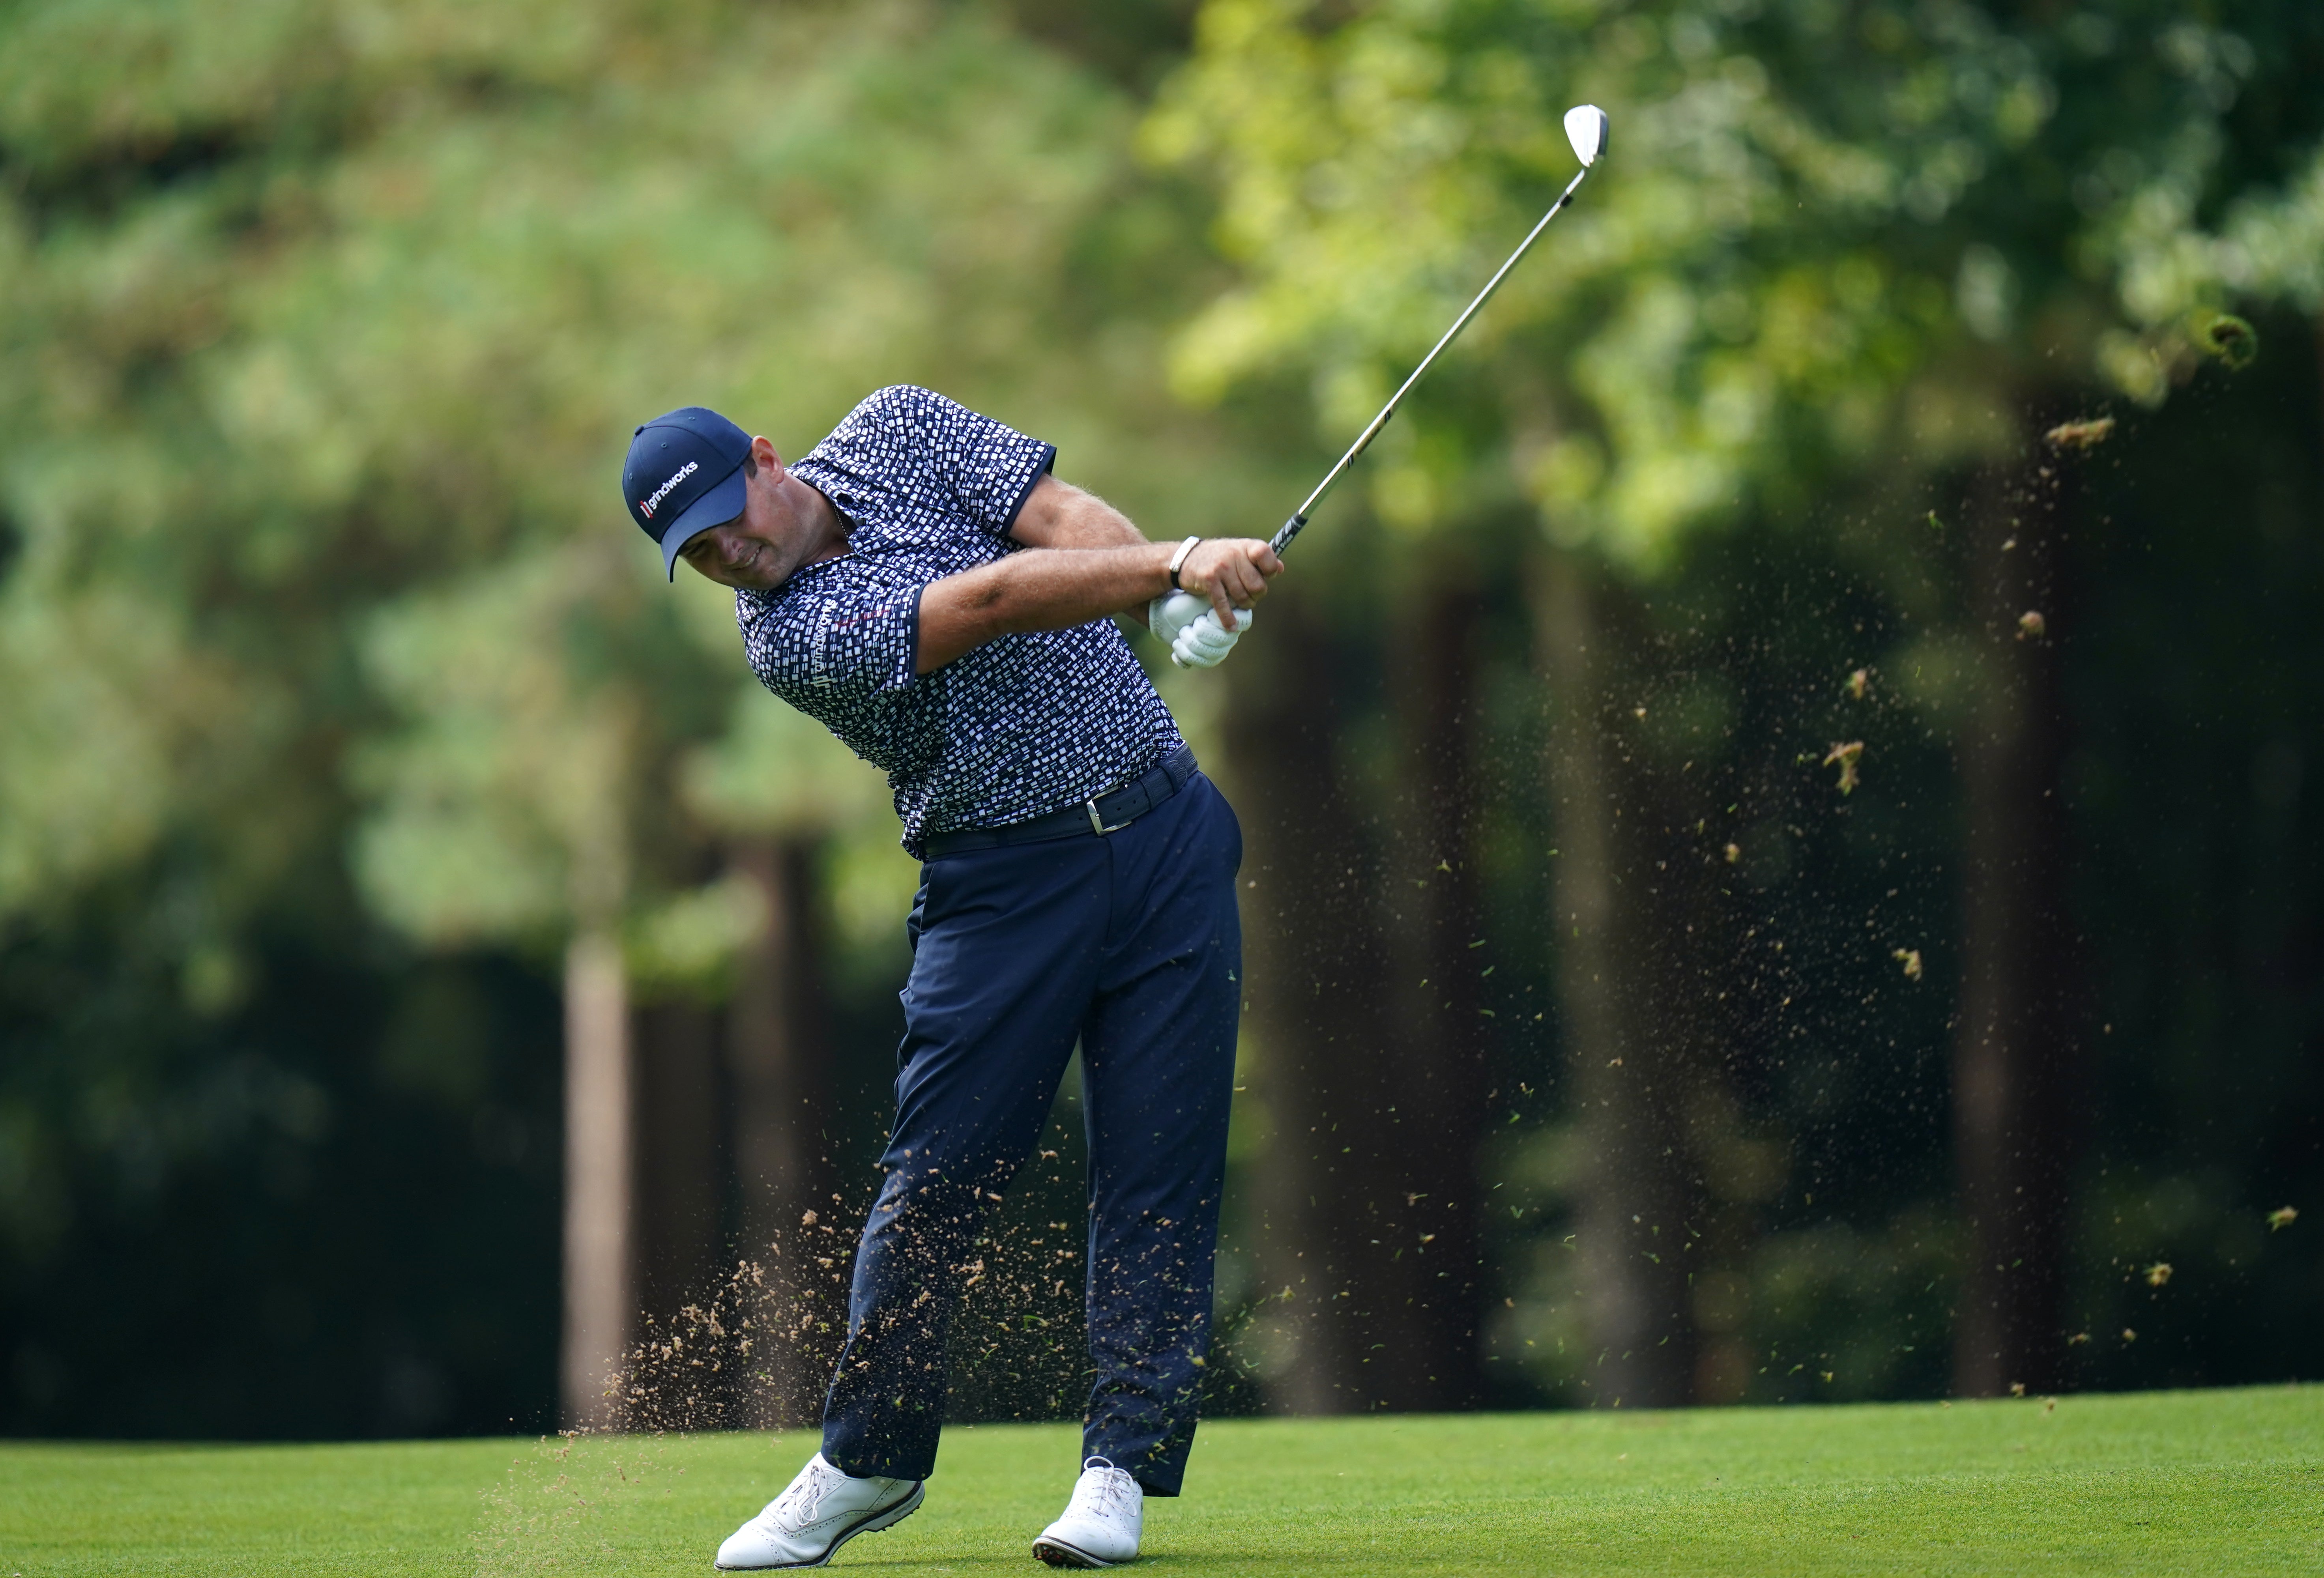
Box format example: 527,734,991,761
659,465,749,581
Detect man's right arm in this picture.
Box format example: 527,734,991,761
915,535,1280,675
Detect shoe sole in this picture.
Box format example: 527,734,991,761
716,1483,926,1570
1032,1535,1127,1569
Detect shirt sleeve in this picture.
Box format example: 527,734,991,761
738,581,921,707
881,385,1056,534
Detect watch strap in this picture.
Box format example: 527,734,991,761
1167,536,1203,591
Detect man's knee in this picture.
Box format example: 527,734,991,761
863,1155,1009,1250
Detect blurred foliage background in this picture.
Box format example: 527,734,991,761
0,0,2317,1438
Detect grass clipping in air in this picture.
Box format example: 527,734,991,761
1,1387,2318,1575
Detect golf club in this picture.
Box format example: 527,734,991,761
1269,103,1609,558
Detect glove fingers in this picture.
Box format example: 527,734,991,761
1189,615,1237,650
1159,601,1253,667
1173,629,1232,666
1173,618,1239,667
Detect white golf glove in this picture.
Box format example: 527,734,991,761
1149,590,1255,668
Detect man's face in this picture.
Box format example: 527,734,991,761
677,436,820,591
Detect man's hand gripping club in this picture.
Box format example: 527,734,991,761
1150,539,1276,668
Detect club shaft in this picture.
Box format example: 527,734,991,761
1270,163,1592,557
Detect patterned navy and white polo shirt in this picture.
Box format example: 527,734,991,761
736,386,1185,858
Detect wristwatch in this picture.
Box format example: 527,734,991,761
1168,537,1203,591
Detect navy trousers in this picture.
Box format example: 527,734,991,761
820,772,1242,1496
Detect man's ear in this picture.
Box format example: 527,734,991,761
750,434,785,480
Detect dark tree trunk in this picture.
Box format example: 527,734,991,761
727,837,844,1427
1534,555,1707,1409
1950,423,2085,1399
1222,582,1486,1412
633,998,725,1320
626,997,728,1428
1383,581,1493,1408
1223,585,1392,1413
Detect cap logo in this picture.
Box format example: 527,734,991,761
639,460,699,519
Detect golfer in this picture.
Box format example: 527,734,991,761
620,389,1278,1569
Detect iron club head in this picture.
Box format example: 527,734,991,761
1563,104,1609,168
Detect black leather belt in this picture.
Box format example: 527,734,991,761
923,746,1198,857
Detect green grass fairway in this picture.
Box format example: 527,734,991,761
3,1386,2317,1575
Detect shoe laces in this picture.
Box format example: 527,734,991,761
1070,1457,1139,1522
764,1457,847,1533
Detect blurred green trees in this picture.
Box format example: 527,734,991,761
1156,0,2324,1408
0,0,1245,1429
2,0,2320,1438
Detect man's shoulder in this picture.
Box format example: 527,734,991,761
801,387,1050,537
798,386,947,494
817,385,973,449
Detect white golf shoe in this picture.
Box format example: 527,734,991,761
1032,1456,1143,1568
714,1452,924,1570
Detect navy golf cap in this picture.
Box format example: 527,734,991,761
623,407,752,580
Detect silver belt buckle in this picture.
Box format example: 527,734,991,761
1086,794,1129,836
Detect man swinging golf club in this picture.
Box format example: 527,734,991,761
624,386,1276,1569
625,99,1606,1572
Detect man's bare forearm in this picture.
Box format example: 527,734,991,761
915,473,1282,673
918,543,1172,673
